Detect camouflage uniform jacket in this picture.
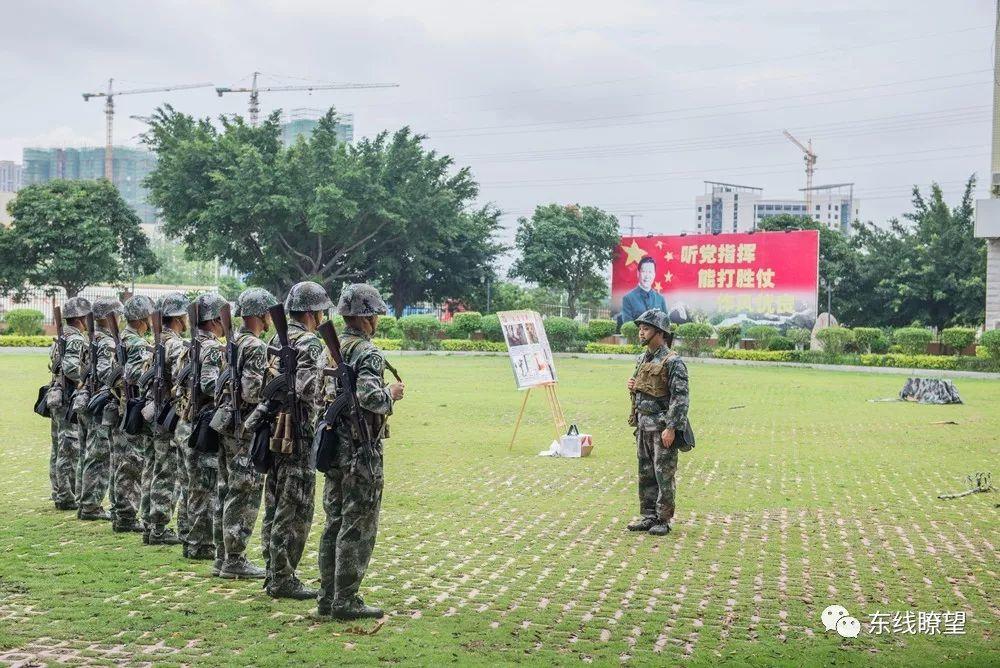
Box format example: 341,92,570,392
60,324,88,390
287,321,327,426
122,326,152,401
199,332,224,407
334,325,394,438
94,329,119,397
234,327,269,408
630,343,689,432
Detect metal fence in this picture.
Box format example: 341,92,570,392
1,284,218,325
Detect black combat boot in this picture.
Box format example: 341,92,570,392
267,577,319,601
626,517,657,532
220,556,267,580
54,501,78,511
187,545,216,561
78,509,111,521
648,523,672,536
113,518,144,533
329,595,384,620
147,526,182,545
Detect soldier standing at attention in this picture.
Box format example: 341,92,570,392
52,297,92,510
144,292,190,546
212,288,277,580
176,293,228,562
261,281,331,600
625,309,692,537
316,284,405,621
119,295,156,536
77,297,121,521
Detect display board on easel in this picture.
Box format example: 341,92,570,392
498,310,567,450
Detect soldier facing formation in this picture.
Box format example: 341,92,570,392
39,282,404,620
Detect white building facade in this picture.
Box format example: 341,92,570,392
0,160,22,192
695,181,859,234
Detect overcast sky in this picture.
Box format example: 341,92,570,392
1,0,995,241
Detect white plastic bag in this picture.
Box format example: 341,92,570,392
559,425,582,458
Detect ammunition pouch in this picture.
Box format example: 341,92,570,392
122,397,146,435
312,393,351,473
34,385,52,418
86,388,113,418
633,362,668,397
156,402,179,435
250,419,274,473
209,401,235,435
675,421,696,452
187,406,220,454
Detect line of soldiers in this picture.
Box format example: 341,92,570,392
42,281,404,620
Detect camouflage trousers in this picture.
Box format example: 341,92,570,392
48,418,59,501
214,435,264,560
261,447,316,588
112,422,143,524
177,421,219,551
317,443,384,606
53,411,82,505
78,412,111,515
146,432,180,529
175,430,190,540
636,429,678,523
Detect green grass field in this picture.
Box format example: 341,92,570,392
0,352,996,667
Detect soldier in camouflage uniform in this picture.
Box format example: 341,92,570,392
625,309,691,536
49,297,92,510
317,284,405,620
77,297,122,520
143,293,190,546
175,293,227,561
211,288,277,580
119,295,156,535
257,281,330,600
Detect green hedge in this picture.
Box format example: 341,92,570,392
480,314,504,342
716,324,742,349
620,321,639,344
440,339,507,352
981,330,1000,361
714,348,800,362
3,308,45,336
587,319,616,340
0,334,55,347
852,327,885,354
376,316,402,340
745,325,779,345
767,335,795,351
675,322,714,356
543,317,580,352
940,327,976,353
894,327,933,355
858,353,998,372
451,312,483,338
372,338,402,351
585,342,642,355
398,314,443,349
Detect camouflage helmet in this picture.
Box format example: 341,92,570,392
194,292,228,322
285,281,333,313
337,283,388,317
235,287,279,318
156,291,189,318
61,297,92,319
91,296,123,320
123,295,155,322
634,309,671,334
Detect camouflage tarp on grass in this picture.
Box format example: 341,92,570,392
900,377,963,404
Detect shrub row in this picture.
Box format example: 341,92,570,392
440,339,507,352
0,334,55,347
585,342,642,355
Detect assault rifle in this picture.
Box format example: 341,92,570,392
85,312,97,396
151,310,170,432
317,320,375,480
106,310,131,401
186,301,202,421
267,304,298,454
219,303,242,437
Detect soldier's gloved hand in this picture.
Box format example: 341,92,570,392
389,382,405,401
660,428,675,448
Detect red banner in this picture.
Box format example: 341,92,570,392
611,231,819,330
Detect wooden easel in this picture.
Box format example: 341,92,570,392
508,382,567,451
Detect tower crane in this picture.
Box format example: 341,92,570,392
83,79,213,181
782,130,817,216
215,72,399,126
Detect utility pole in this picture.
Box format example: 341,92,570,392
623,214,642,237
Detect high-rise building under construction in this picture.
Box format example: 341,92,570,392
22,146,158,224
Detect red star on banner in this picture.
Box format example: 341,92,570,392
663,271,674,283
654,282,663,291
664,251,675,262
655,241,664,250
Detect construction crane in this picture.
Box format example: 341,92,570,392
83,79,213,181
782,130,817,215
215,72,399,126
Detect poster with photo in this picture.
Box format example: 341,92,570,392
498,310,557,390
